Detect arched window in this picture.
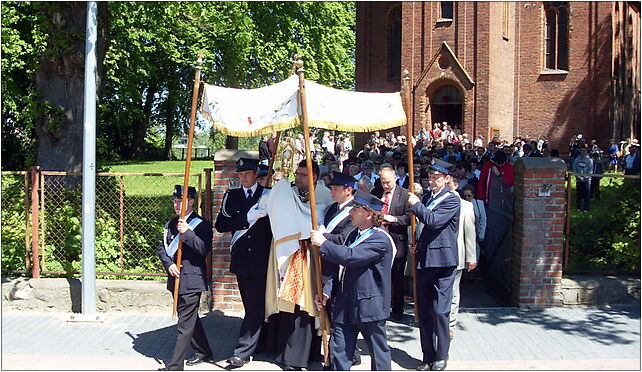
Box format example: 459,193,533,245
441,2,454,20
388,6,402,78
544,2,569,70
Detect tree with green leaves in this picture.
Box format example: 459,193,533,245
2,1,355,170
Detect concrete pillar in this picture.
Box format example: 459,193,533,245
210,149,259,312
511,157,567,307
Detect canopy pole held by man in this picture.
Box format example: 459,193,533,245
172,53,204,320
402,69,419,323
295,55,331,367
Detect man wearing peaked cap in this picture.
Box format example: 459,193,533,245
310,189,395,370
257,165,270,188
215,157,273,368
157,185,213,370
320,171,362,366
407,155,460,371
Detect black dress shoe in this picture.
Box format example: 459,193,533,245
227,356,249,367
283,365,302,371
416,363,431,371
185,356,212,366
431,360,447,370
157,368,169,371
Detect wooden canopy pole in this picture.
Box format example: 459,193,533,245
172,53,204,319
402,69,419,322
295,56,331,367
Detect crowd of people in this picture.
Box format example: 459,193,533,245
157,124,639,371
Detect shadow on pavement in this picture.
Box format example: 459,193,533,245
128,310,243,366
470,305,640,346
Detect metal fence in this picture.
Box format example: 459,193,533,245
563,171,641,274
1,168,213,278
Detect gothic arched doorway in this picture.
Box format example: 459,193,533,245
428,84,463,128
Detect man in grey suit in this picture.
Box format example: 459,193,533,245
408,159,460,371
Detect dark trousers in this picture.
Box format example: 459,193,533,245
590,177,601,199
166,292,212,370
416,266,456,363
576,178,590,211
330,320,391,371
273,306,319,368
233,275,266,359
391,255,407,316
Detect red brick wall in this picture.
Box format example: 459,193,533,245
210,159,243,312
359,1,616,150
515,2,612,150
511,158,567,307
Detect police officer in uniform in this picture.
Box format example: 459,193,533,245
215,158,273,367
407,159,460,371
157,185,213,371
310,191,395,371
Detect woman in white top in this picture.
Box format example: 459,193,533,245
461,184,486,262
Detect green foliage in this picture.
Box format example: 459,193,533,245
568,177,641,272
2,2,356,167
1,175,28,270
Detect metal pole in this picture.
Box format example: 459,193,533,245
72,1,102,322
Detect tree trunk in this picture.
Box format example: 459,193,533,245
164,79,176,160
225,136,239,149
35,2,108,172
131,80,158,158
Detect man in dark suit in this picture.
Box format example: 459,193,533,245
396,162,410,189
321,171,361,365
407,159,460,371
310,191,394,371
157,185,213,371
214,158,273,368
372,166,410,320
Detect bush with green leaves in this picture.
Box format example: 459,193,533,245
568,177,640,272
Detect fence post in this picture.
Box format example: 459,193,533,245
24,172,31,271
119,175,125,271
30,166,41,278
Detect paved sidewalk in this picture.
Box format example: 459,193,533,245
2,305,639,370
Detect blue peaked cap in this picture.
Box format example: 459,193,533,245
353,190,384,211
328,171,358,189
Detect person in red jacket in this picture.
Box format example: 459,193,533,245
475,150,514,204
474,150,514,289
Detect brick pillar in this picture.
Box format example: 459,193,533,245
211,149,260,312
511,158,567,308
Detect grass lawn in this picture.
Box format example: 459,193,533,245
98,160,214,197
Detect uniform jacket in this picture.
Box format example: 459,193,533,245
157,211,212,294
456,196,477,270
411,189,460,268
214,184,273,278
371,185,411,258
319,227,394,324
321,200,357,289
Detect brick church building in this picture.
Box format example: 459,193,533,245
355,2,640,151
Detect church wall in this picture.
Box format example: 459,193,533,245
488,2,516,142
515,2,612,150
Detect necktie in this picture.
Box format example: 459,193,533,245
247,189,253,199
382,192,391,215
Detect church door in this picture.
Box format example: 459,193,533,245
428,84,463,128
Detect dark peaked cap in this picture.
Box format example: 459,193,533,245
328,171,358,188
236,158,259,172
353,190,384,211
427,158,453,175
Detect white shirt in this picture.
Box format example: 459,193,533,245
242,183,258,198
